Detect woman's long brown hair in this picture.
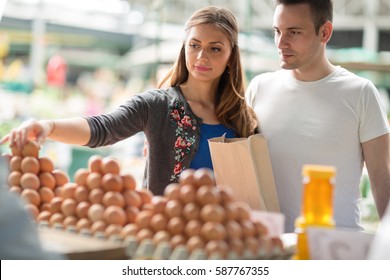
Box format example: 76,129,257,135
158,6,258,137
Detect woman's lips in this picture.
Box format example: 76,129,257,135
194,65,211,71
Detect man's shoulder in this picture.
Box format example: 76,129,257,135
251,70,284,83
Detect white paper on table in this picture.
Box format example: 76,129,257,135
306,226,374,260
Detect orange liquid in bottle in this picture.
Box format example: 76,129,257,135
294,165,336,260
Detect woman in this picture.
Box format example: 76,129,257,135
1,6,258,195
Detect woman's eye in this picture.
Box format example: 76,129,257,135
211,47,221,52
189,44,199,48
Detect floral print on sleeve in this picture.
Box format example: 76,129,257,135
169,98,197,182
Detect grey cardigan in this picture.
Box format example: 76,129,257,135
85,86,203,195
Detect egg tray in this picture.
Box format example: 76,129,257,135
37,222,294,260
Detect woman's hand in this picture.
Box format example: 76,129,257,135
0,119,54,150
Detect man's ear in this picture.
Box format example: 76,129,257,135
321,21,333,43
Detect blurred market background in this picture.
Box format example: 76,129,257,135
0,0,389,231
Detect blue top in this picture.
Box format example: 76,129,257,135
190,123,236,170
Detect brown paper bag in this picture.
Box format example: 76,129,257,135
208,134,280,212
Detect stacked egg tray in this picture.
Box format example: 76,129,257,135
37,221,293,260
4,140,293,260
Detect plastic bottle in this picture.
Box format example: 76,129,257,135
294,164,336,260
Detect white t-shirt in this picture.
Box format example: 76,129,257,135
246,67,390,232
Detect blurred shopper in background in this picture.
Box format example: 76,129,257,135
1,6,258,196
246,0,390,232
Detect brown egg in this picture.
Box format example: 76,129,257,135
61,198,77,216
235,201,251,221
240,220,255,237
74,168,89,186
50,197,64,213
258,236,272,254
136,228,154,243
163,183,181,200
141,203,154,212
20,156,40,174
39,172,56,190
200,203,225,223
21,188,41,206
86,172,102,190
76,201,91,218
20,173,40,190
49,212,64,226
102,173,123,192
253,220,269,237
103,205,127,226
184,219,202,237
9,185,22,195
151,196,168,214
201,222,226,241
39,186,55,203
75,218,92,232
167,216,185,235
25,204,39,220
54,186,62,197
39,156,55,173
164,199,183,218
52,169,69,186
229,238,245,256
88,203,105,222
120,223,139,239
179,184,196,203
182,202,200,221
135,210,153,229
125,205,140,223
137,188,153,204
178,169,196,186
224,202,239,221
90,220,107,234
101,157,121,174
22,140,40,158
270,236,284,251
245,236,260,254
9,156,22,171
63,216,78,228
39,202,52,212
186,236,205,252
74,185,89,202
218,185,235,204
196,185,221,205
105,224,123,238
88,155,103,173
170,234,186,248
60,182,77,199
88,188,104,204
149,213,168,232
37,210,52,223
8,171,22,187
225,220,243,239
193,168,215,187
122,174,136,190
122,189,142,208
102,191,125,207
205,240,229,258
152,230,171,245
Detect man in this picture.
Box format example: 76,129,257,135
246,0,390,232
